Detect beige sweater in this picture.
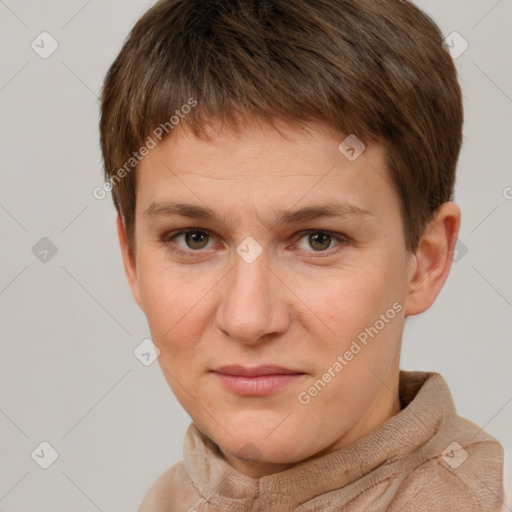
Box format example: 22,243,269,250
139,371,504,511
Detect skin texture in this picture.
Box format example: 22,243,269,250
117,118,461,478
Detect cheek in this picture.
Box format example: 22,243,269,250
139,265,212,410
298,259,406,364
305,264,400,329
138,262,200,344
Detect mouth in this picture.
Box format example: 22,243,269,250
211,365,307,396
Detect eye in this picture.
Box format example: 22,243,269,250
294,230,349,254
161,228,350,257
162,229,214,253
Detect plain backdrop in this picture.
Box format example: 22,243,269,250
1,0,511,510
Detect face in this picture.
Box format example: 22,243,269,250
120,119,426,477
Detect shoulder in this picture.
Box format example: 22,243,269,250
138,459,201,512
392,424,504,511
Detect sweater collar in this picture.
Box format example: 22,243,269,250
182,371,454,510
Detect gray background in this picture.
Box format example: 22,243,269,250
1,0,511,510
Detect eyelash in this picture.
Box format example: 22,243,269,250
160,228,351,258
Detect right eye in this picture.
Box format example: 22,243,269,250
161,229,216,254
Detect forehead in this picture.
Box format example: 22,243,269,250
135,119,398,226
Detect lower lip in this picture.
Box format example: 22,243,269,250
213,372,305,396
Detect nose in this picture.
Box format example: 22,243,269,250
216,248,290,345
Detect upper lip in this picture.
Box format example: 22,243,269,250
212,365,304,377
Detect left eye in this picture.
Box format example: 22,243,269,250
295,231,346,253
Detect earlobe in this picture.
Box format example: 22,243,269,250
404,202,461,316
116,215,144,311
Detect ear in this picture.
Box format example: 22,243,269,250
116,215,144,310
404,201,461,316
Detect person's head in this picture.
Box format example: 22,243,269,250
100,0,462,477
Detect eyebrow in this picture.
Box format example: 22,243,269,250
143,199,373,227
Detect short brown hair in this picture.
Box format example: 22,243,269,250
99,0,463,257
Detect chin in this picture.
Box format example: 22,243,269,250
191,402,324,464
209,423,311,466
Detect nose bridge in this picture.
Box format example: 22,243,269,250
217,245,284,344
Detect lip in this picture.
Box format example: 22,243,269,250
213,365,303,377
212,365,306,396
